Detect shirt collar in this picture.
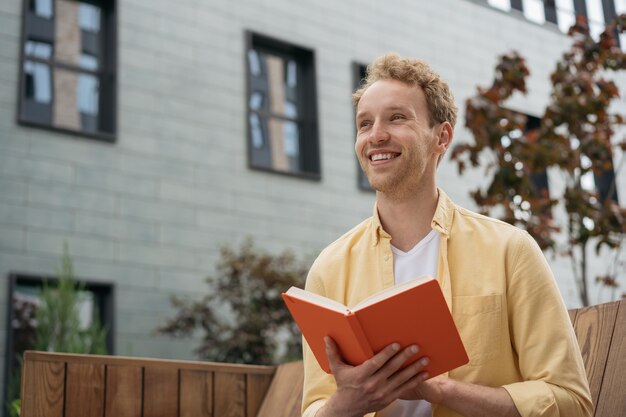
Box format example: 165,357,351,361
370,204,386,246
431,187,454,238
370,187,454,246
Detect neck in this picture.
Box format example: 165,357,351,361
376,182,439,252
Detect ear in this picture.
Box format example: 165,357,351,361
436,122,453,153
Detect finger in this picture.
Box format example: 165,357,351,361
395,369,431,400
324,336,348,373
370,345,418,381
360,342,401,375
388,356,430,390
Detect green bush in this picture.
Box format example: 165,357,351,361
5,245,108,416
34,247,107,354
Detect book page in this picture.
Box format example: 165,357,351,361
285,286,351,314
353,275,434,311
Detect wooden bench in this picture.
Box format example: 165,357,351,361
20,299,624,417
20,352,276,417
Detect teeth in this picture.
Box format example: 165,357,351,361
371,153,397,161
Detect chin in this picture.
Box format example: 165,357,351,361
367,178,395,193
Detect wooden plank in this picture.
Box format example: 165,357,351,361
594,300,626,417
568,307,579,324
105,365,142,417
572,300,619,408
214,371,246,417
24,350,274,374
256,361,304,417
246,372,274,417
143,366,179,417
180,369,212,417
65,362,105,417
574,303,617,404
20,359,65,417
572,301,619,406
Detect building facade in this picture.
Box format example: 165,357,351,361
0,0,624,404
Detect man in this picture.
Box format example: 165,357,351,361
301,53,592,417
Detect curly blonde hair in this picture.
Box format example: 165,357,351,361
353,53,457,128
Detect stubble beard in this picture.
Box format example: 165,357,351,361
361,130,436,199
364,156,426,200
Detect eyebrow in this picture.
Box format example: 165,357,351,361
356,105,411,119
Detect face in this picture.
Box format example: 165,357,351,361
355,79,446,197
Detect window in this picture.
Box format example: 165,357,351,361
617,0,626,46
523,116,551,200
246,32,320,178
18,0,116,140
580,154,620,203
486,0,619,42
3,274,114,413
594,168,619,203
352,62,374,191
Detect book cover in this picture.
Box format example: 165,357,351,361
282,276,468,377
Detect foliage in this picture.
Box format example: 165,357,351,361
451,16,626,306
35,246,108,354
7,399,20,417
157,239,308,365
5,245,108,417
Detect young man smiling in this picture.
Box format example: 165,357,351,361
301,54,592,417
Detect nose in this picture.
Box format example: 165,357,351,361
368,120,390,144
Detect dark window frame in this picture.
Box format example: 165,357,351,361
3,273,115,416
245,31,321,180
485,0,620,42
524,115,551,203
16,0,118,142
544,0,558,24
352,62,374,192
594,166,619,203
510,0,524,13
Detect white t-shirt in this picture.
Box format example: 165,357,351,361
379,229,440,417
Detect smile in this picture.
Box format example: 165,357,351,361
370,153,400,161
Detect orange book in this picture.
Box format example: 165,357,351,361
282,276,468,376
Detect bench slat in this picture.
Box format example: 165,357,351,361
143,366,179,417
571,300,620,407
256,361,304,417
23,351,274,374
593,299,626,417
214,371,246,417
66,363,105,417
180,370,213,417
21,359,65,417
246,373,274,417
105,365,142,417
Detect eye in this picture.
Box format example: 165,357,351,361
391,114,405,121
358,120,372,130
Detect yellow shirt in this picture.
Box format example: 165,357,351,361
302,189,592,417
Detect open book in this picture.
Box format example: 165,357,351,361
282,276,468,376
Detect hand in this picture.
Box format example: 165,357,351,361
399,375,446,403
319,337,430,417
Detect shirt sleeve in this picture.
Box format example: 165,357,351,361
502,232,593,417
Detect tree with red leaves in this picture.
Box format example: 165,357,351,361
451,16,626,306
